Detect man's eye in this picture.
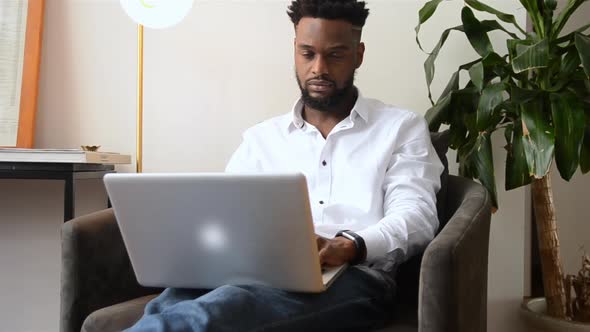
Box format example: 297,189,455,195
301,52,314,59
330,53,344,59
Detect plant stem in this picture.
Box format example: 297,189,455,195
531,175,567,319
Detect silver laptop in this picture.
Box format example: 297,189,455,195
103,173,346,293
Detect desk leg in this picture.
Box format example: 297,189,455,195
64,174,75,222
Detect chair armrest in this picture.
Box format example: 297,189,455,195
418,175,492,332
60,209,161,332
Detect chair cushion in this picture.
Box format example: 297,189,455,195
81,294,159,332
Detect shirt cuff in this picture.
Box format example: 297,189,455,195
357,225,403,262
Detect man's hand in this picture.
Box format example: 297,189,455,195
316,235,357,267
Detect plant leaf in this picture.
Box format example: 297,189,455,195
471,133,498,208
507,39,533,60
506,121,532,190
452,86,481,116
581,126,590,174
477,83,506,131
482,52,509,78
544,0,558,11
449,105,469,150
415,0,445,52
510,86,541,104
480,20,520,39
426,93,452,132
428,60,481,130
542,1,556,39
455,85,480,114
575,32,590,78
483,52,507,66
546,47,582,92
519,0,544,37
567,72,590,98
439,68,460,101
446,87,480,149
504,123,514,146
521,100,555,178
423,25,464,104
469,61,485,91
461,6,494,57
464,0,526,35
561,45,582,78
421,15,518,105
458,136,477,178
498,100,519,118
551,91,585,181
552,0,587,39
512,38,549,73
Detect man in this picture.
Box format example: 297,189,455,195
128,0,443,331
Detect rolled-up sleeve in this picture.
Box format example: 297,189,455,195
357,113,443,261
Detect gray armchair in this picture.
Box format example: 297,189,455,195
60,132,492,332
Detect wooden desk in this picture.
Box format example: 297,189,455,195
0,162,114,222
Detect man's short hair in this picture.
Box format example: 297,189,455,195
287,0,370,28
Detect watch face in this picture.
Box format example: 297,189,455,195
120,0,194,29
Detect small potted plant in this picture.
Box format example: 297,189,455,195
415,0,590,330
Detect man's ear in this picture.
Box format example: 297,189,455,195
356,42,365,68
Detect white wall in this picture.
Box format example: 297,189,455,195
140,0,453,172
553,169,590,276
0,1,530,331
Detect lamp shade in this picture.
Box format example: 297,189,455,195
120,0,194,29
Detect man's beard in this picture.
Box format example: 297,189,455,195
296,72,356,112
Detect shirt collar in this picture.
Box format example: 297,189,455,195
284,89,368,134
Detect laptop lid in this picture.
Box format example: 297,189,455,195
104,173,334,293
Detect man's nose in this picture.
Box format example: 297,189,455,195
311,56,328,76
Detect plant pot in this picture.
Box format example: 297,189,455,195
521,298,590,332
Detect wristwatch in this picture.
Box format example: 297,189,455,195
335,230,367,265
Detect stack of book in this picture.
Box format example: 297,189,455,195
0,148,132,164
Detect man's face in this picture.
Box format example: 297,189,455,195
294,18,365,111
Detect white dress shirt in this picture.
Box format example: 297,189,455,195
225,93,444,263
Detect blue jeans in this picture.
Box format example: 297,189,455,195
126,266,396,332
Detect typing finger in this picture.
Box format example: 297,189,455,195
318,247,328,265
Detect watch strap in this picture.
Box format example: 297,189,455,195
335,230,367,265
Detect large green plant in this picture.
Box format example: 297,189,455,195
416,0,590,320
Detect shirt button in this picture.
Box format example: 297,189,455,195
322,160,327,166
319,200,324,205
